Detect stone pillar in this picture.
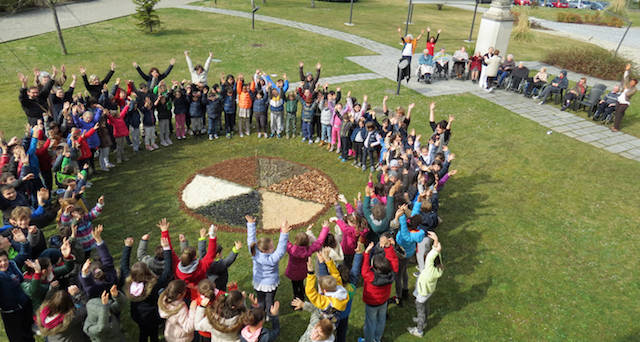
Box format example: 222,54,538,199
474,0,514,56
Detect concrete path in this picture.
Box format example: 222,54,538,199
1,2,638,161
0,0,191,43
449,3,640,60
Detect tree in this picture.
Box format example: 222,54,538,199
132,0,161,33
43,0,67,55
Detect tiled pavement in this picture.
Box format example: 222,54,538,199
179,4,640,162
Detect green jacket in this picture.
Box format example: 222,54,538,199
83,292,127,342
362,195,394,235
285,99,298,115
21,257,76,311
416,248,443,297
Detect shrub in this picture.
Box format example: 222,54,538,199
512,9,533,42
556,12,583,23
542,46,635,80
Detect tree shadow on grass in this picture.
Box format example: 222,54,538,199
383,172,496,338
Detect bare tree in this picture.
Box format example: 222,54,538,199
44,0,68,55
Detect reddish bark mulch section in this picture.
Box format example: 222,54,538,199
177,156,339,234
198,156,258,188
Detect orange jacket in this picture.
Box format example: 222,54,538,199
237,79,256,109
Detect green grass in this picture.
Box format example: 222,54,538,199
1,5,640,342
191,0,601,61
0,8,371,138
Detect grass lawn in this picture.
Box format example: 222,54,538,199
1,5,640,342
191,0,601,61
0,8,371,138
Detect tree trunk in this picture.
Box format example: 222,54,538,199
311,0,315,8
47,0,67,55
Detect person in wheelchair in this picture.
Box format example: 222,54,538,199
561,77,587,111
593,85,620,121
496,54,515,88
537,70,568,105
452,46,469,80
507,62,529,92
524,67,547,97
433,48,451,79
417,49,435,84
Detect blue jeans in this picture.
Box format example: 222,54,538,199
362,147,376,168
321,124,332,142
208,116,220,136
364,302,387,342
497,70,510,86
302,121,312,140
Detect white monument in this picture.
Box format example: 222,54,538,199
474,0,514,55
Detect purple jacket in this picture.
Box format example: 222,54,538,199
73,107,102,149
285,225,329,281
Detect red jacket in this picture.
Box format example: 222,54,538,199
361,246,399,306
161,230,217,299
35,139,53,172
75,128,96,160
107,105,130,138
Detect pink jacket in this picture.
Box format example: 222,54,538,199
107,104,130,138
285,225,329,281
336,220,358,256
158,299,196,342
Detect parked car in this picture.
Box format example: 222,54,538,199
579,0,592,8
549,0,569,7
514,0,531,5
568,0,579,7
590,1,607,10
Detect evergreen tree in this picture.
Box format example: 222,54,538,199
132,0,161,33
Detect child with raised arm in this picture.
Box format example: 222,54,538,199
60,195,104,254
286,222,330,301
185,51,213,86
158,218,218,300
246,216,291,314
407,231,444,337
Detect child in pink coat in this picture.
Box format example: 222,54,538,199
285,222,329,301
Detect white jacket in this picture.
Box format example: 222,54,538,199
186,55,212,85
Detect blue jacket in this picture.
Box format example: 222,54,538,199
203,95,223,119
263,75,289,93
247,222,289,287
0,260,30,311
140,106,155,127
396,214,425,258
350,126,367,142
253,96,268,113
73,108,102,149
188,95,205,118
128,105,141,128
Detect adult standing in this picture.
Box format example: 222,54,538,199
612,64,637,132
397,27,425,83
132,58,176,89
185,51,213,86
18,71,55,126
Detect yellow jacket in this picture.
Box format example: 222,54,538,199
305,260,349,312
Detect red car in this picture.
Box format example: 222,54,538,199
513,0,531,5
549,0,569,7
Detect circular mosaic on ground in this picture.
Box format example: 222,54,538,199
179,156,339,233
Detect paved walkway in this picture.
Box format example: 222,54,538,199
1,2,639,161
179,4,640,162
450,3,640,61
0,0,191,43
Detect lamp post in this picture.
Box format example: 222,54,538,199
404,0,413,36
345,0,355,26
252,6,260,30
466,0,480,42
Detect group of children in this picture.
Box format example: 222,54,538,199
2,55,459,342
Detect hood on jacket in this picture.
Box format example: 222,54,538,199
158,297,185,318
37,308,76,336
178,259,198,275
371,270,395,287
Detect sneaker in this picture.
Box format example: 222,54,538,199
277,134,281,139
361,165,366,171
240,133,244,138
106,163,116,168
152,143,159,149
357,338,365,342
308,140,313,145
145,145,152,151
407,327,423,337
336,149,340,154
538,101,544,105
209,134,214,140
214,135,219,139
351,160,357,166
302,137,307,142
176,136,182,140
226,133,231,139
160,141,168,147
370,166,375,173
188,130,194,136
314,137,320,143
166,139,172,145
200,128,207,134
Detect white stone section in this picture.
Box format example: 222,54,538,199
182,175,254,209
